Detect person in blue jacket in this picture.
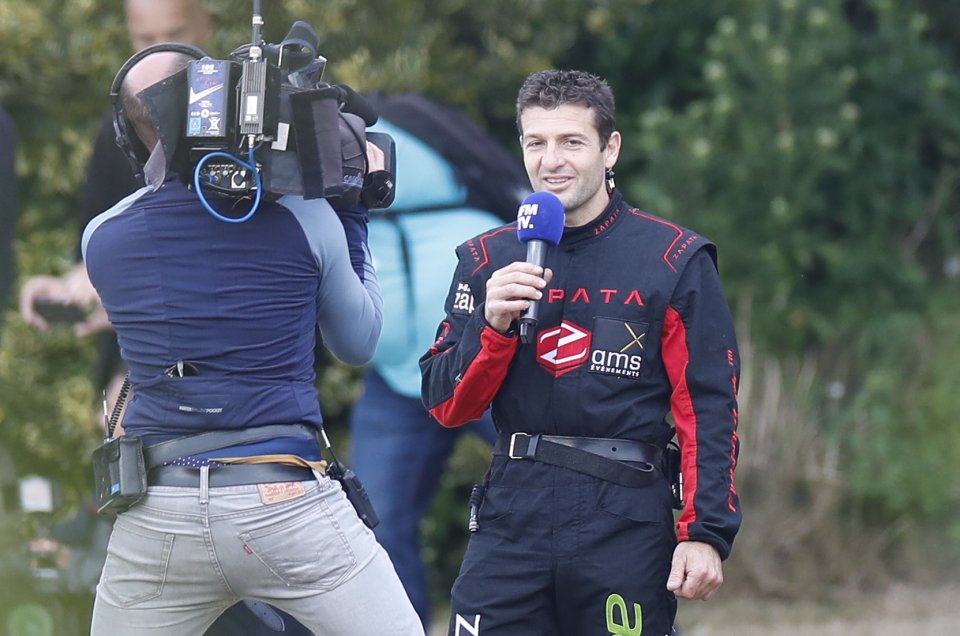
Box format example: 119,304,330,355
349,93,530,628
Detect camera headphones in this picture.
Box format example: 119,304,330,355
110,42,209,179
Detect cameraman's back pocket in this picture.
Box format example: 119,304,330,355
238,487,358,590
99,518,174,607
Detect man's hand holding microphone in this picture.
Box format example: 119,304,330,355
484,192,564,341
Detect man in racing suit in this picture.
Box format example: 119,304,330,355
82,50,422,635
420,69,741,635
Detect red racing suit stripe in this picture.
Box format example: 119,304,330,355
662,305,699,542
428,326,518,427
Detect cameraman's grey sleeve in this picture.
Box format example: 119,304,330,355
282,195,383,366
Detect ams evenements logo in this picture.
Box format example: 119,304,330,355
536,318,647,379
588,318,647,379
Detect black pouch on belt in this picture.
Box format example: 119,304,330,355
327,459,379,529
92,436,148,518
663,439,683,510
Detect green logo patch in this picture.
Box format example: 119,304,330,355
605,593,643,636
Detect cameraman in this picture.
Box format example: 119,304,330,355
83,50,422,636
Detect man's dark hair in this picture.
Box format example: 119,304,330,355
515,69,616,149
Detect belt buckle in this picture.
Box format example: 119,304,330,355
508,432,528,459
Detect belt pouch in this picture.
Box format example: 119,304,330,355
327,459,379,529
92,436,148,517
663,441,683,510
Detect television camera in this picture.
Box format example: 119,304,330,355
111,0,395,222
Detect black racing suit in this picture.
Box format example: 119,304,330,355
420,189,741,635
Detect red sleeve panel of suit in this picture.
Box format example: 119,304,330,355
662,250,741,560
419,232,519,427
427,325,517,426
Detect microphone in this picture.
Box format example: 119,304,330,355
516,192,565,343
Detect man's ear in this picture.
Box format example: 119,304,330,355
604,131,622,169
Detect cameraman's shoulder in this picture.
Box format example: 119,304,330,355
81,185,154,257
276,195,336,219
274,195,344,254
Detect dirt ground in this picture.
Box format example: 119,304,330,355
429,583,960,635
675,583,960,636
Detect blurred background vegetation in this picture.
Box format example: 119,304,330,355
2,0,960,628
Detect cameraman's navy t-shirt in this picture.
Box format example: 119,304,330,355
81,178,382,456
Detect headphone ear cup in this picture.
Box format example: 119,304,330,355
113,105,144,180
109,42,208,180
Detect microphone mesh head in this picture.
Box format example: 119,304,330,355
516,192,565,246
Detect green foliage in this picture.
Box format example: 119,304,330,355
624,0,960,352
1,0,132,510
842,291,960,517
555,0,960,557
0,319,100,505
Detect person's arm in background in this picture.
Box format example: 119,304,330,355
0,109,20,321
19,111,139,334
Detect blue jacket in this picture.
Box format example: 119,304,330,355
366,119,508,398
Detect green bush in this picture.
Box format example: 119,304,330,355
618,0,960,536
624,0,960,351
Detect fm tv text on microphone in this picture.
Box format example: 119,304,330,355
516,192,564,343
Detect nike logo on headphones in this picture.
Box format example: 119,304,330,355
188,84,223,104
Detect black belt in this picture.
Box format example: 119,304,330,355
143,424,317,468
493,433,661,488
149,463,315,487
